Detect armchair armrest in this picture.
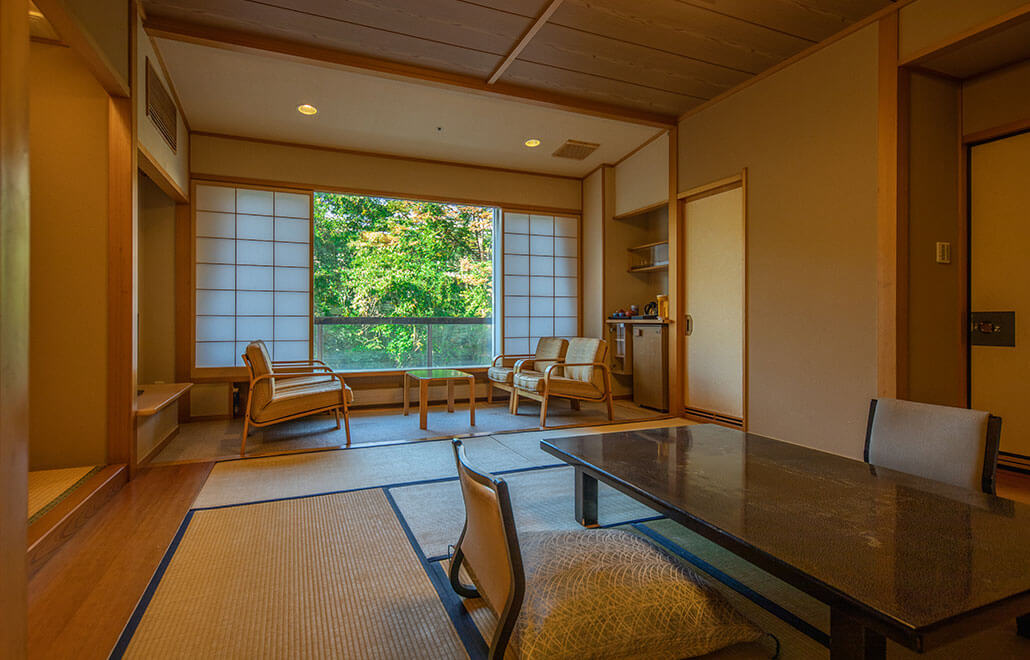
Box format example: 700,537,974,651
543,362,611,380
492,353,532,367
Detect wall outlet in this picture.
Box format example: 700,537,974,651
936,241,951,264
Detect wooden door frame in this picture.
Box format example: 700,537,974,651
676,170,748,429
1,1,31,655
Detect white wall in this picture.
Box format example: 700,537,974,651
614,133,669,217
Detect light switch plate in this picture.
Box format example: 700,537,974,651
936,241,951,264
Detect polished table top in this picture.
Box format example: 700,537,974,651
405,369,472,380
541,424,1030,647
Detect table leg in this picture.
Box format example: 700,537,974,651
403,373,409,416
575,468,599,528
829,609,885,660
1017,613,1030,638
419,379,428,430
468,376,476,426
447,380,455,413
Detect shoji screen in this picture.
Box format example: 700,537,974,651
194,183,312,368
501,211,579,354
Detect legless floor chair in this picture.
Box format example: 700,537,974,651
511,337,613,427
240,341,353,455
448,439,771,659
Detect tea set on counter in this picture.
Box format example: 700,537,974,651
609,294,669,320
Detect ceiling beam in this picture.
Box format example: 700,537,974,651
141,15,676,128
488,0,563,85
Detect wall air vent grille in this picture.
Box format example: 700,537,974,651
552,139,600,160
146,58,178,152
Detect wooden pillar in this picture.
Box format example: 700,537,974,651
667,125,683,415
877,12,908,399
0,1,31,656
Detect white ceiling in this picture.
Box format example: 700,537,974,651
153,38,663,177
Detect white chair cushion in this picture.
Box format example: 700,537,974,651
868,398,991,492
510,529,765,659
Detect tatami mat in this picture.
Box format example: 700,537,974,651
120,489,468,659
28,465,98,523
391,465,657,559
193,419,696,509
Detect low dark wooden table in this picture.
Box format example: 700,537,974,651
541,424,1030,659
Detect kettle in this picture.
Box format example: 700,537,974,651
644,301,658,318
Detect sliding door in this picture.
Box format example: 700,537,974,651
682,179,746,425
193,182,312,369
501,211,579,353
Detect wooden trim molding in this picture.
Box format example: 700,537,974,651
190,173,583,217
174,203,192,422
488,0,563,85
963,118,1030,145
667,126,683,417
142,16,676,128
108,96,136,470
679,0,918,122
138,143,187,202
190,131,584,182
677,173,744,201
612,199,669,220
32,0,130,97
899,4,1030,68
27,464,128,577
0,1,31,654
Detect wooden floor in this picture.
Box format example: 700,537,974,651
27,462,212,659
23,457,1030,658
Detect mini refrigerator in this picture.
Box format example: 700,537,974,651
632,324,669,411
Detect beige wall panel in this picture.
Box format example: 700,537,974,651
139,175,177,385
581,168,604,338
136,14,189,194
29,43,110,469
614,133,669,217
907,73,964,407
190,382,231,417
963,60,1030,136
899,0,1030,60
678,26,879,458
191,135,582,211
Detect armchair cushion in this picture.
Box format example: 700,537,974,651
251,380,350,423
510,529,765,659
513,371,603,399
275,373,336,390
563,338,608,389
487,366,516,385
245,341,276,406
532,336,569,374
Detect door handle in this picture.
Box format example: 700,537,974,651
685,315,693,336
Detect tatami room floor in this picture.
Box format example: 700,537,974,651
29,421,1030,659
150,398,664,464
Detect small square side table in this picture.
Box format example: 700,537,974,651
402,369,476,430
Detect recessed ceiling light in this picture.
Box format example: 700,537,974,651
297,104,318,116
524,138,541,148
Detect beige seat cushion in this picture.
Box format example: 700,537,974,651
509,529,766,659
513,371,603,399
274,374,353,407
487,366,515,384
252,380,346,423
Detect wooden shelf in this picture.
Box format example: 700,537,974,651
627,240,668,252
606,318,671,325
628,262,669,273
136,382,192,417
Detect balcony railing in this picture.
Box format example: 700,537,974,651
314,316,493,371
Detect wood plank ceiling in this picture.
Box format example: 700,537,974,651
141,0,895,122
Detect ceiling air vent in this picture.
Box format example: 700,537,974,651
146,58,178,153
552,139,600,160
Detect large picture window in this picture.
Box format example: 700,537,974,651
313,193,494,370
193,183,312,367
